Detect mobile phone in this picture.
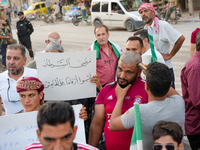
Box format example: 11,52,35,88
138,63,147,71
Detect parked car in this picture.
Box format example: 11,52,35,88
91,0,145,32
23,2,54,17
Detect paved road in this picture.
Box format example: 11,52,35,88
7,17,200,95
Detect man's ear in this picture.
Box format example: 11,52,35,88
178,143,184,150
39,91,44,101
137,68,142,77
36,129,42,143
145,82,149,92
60,40,62,44
73,125,78,140
23,57,27,65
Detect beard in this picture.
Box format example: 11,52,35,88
142,14,154,24
8,66,23,75
117,73,138,88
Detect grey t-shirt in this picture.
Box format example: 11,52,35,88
121,95,185,150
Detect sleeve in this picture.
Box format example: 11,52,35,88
121,106,135,129
95,87,105,105
187,69,200,109
163,22,182,46
191,30,197,44
27,21,34,35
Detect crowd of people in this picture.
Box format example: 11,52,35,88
0,2,200,150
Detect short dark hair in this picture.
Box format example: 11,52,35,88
152,121,183,145
134,29,149,43
7,44,26,58
126,36,143,48
146,62,172,97
94,24,108,34
37,102,75,131
196,31,200,51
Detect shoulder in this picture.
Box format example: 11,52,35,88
0,71,8,79
24,142,43,150
76,142,98,150
24,67,37,75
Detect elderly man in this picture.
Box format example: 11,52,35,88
24,102,97,150
138,3,185,89
27,42,64,69
0,44,37,115
88,25,122,91
109,62,185,150
89,51,148,150
45,31,62,45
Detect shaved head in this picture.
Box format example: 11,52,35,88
120,51,142,65
46,32,62,44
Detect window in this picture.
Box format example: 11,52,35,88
102,2,108,12
120,0,143,12
111,2,122,13
92,2,100,12
41,3,45,8
34,5,40,10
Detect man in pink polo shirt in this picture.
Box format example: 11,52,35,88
88,25,122,91
88,51,148,150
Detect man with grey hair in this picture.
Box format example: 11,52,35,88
0,19,12,71
0,44,37,115
27,42,64,69
45,31,62,45
45,42,64,53
89,51,148,149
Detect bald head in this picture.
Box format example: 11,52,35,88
120,51,142,65
46,32,62,44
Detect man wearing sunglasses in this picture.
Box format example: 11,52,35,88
109,62,184,150
152,121,184,150
0,44,37,115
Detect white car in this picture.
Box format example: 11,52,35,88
91,0,145,32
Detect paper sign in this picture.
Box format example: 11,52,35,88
0,104,85,150
36,51,96,101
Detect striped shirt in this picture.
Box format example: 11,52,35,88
24,142,98,150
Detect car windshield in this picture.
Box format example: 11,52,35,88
120,0,143,12
27,5,34,11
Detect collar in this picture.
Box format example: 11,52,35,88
99,42,111,51
150,20,154,29
5,67,29,81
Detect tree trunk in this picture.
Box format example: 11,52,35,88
188,0,194,16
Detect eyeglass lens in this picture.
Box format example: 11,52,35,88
154,144,174,150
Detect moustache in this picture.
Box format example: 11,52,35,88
117,77,128,83
142,16,148,19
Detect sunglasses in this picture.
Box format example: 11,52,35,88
45,40,50,43
153,144,175,150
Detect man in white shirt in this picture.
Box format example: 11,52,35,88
133,29,165,65
0,44,37,115
138,3,185,88
126,36,165,79
52,2,60,21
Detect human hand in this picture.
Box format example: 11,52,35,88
115,83,131,101
161,53,171,60
19,41,21,44
79,105,88,121
91,74,102,91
